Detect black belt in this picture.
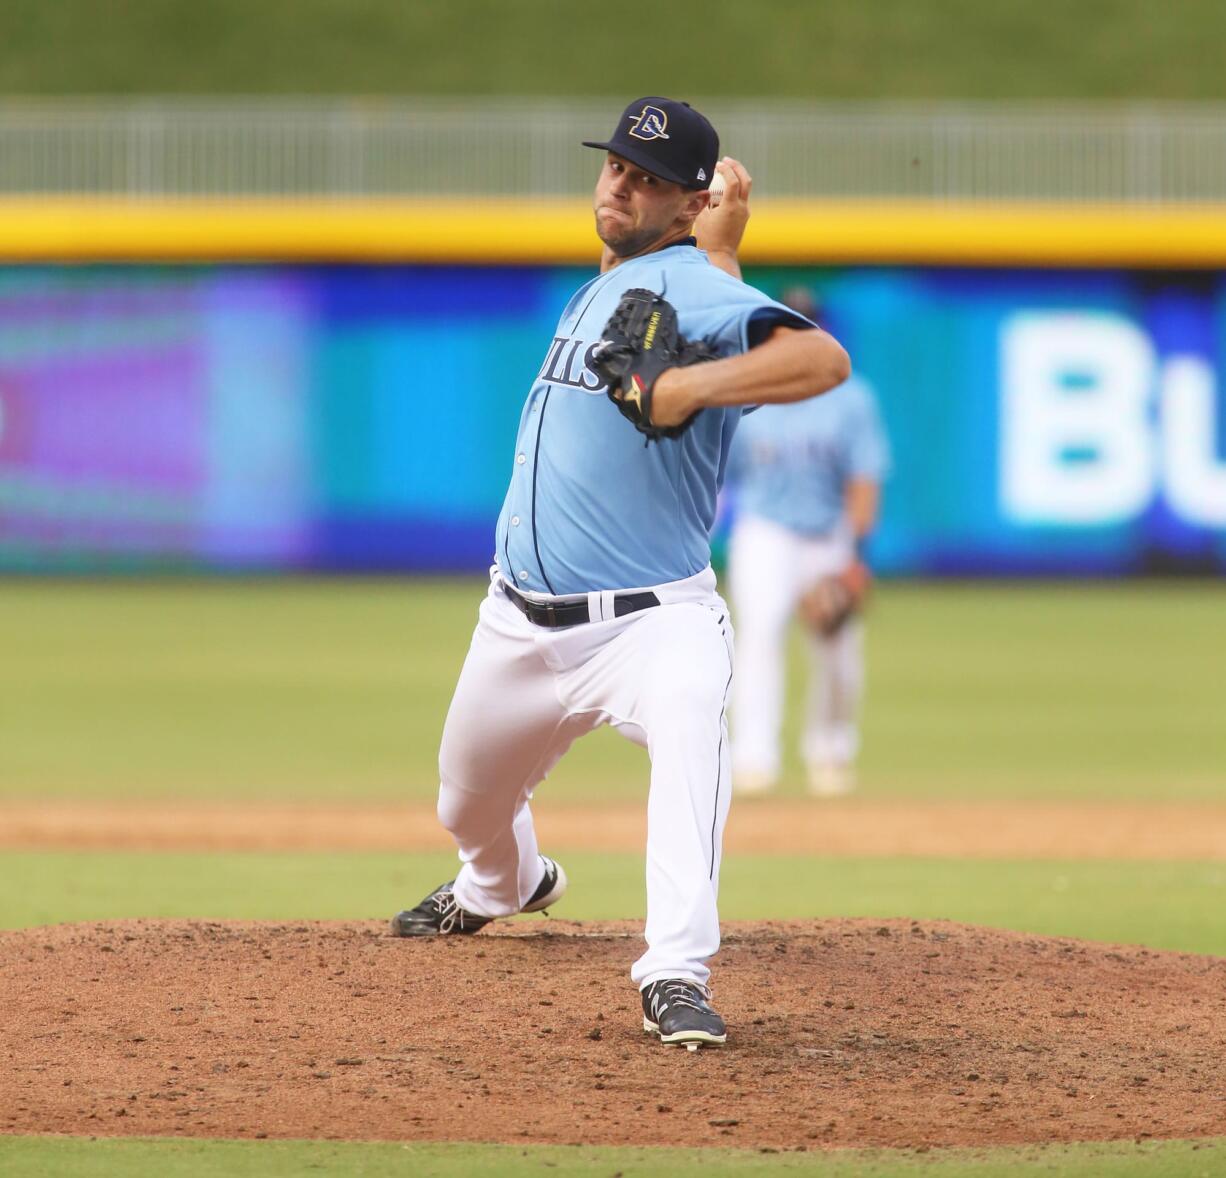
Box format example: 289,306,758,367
502,582,660,628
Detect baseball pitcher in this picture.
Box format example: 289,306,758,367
391,97,850,1048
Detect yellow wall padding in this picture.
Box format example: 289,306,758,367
2,197,1226,267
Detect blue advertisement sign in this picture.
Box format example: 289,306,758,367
0,263,1223,574
787,267,1226,574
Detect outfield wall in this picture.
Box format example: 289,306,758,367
1,201,1224,575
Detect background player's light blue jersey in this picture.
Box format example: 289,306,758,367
726,378,890,537
496,241,811,595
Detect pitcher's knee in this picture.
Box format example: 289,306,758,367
437,785,483,837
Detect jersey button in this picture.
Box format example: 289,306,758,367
516,453,526,465
511,516,520,526
518,570,529,581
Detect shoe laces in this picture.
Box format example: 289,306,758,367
432,887,466,934
657,979,712,1011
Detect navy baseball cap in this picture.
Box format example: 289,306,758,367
583,97,720,190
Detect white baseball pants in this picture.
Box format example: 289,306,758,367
728,512,864,781
436,566,735,989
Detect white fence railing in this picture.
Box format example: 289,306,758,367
2,99,1226,201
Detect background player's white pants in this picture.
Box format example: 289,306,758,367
728,512,864,781
437,568,734,990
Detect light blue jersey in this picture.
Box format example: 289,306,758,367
496,241,812,594
727,377,890,536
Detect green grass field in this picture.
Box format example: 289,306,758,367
1,1135,1223,1178
2,580,1223,1176
2,851,1224,953
2,579,1222,803
1,0,1224,99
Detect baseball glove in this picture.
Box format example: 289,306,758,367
798,561,871,637
589,288,718,442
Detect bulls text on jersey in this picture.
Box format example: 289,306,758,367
539,335,608,393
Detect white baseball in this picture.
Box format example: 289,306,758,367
708,169,726,208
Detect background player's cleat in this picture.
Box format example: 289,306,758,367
390,855,567,936
732,770,777,796
641,979,727,1047
807,761,856,798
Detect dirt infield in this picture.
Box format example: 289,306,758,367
2,918,1223,1150
3,799,1226,858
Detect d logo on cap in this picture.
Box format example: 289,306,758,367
628,105,671,141
582,97,717,189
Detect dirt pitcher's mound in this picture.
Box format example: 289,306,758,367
2,919,1223,1150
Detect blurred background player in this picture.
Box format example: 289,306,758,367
726,287,890,798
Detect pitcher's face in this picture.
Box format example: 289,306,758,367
593,153,699,257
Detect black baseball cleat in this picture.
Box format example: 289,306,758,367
390,855,567,937
641,978,727,1048
519,855,568,913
